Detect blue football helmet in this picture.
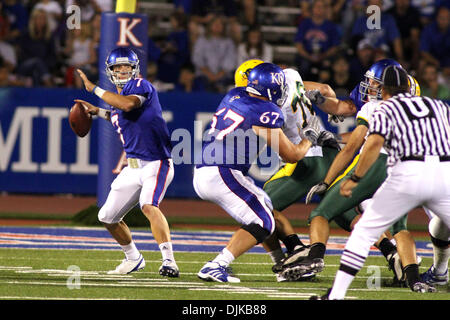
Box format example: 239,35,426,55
246,62,287,107
359,59,403,102
105,47,140,88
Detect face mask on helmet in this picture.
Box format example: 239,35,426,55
359,73,383,102
105,49,140,88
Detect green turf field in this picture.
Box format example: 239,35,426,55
0,247,448,301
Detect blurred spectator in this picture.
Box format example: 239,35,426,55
190,0,238,25
3,0,29,43
242,0,256,26
94,0,113,12
192,16,237,92
0,3,9,40
329,55,355,96
388,0,422,69
0,55,23,86
351,0,405,64
174,0,193,15
33,0,63,33
64,22,96,88
411,0,439,25
294,0,341,81
237,25,273,65
65,0,101,22
175,63,205,92
0,2,17,70
419,6,450,76
349,39,375,83
0,40,17,71
329,0,348,23
339,0,367,44
146,61,175,92
157,11,190,84
190,0,242,44
16,8,56,87
420,63,450,99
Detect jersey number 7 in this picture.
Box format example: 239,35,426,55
208,108,244,140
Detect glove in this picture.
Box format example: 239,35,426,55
305,182,329,204
305,90,325,106
317,130,342,151
301,116,321,146
328,114,345,123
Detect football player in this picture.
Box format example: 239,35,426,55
194,62,324,283
75,48,179,277
280,61,423,283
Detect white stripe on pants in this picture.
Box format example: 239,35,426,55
345,159,450,259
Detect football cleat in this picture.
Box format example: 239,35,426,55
411,281,437,293
309,288,331,300
387,252,405,282
276,273,288,282
272,245,311,273
159,259,179,278
280,257,324,281
420,265,448,286
107,254,145,275
197,261,241,283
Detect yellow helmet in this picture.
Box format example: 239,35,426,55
408,75,421,96
234,59,264,87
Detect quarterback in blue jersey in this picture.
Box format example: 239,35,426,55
194,63,324,283
76,47,179,277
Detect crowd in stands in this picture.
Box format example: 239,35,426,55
0,0,449,100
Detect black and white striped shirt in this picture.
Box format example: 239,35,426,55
369,93,450,166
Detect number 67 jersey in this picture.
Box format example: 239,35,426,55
197,86,284,175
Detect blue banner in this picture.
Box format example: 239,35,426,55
0,87,353,198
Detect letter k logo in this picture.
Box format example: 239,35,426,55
116,17,143,47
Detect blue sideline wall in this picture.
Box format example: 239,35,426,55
0,87,359,198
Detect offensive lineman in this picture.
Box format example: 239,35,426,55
76,47,179,277
194,62,323,283
233,59,342,281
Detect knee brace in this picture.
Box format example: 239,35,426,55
241,223,270,244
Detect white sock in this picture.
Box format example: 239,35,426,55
159,242,175,262
433,245,450,274
121,242,140,261
213,248,235,267
328,270,355,300
268,248,285,264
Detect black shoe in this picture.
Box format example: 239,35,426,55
272,245,311,273
281,257,324,281
310,288,331,300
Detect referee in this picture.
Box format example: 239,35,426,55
316,66,450,299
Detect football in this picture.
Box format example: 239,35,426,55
69,101,92,137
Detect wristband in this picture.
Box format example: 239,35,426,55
93,86,106,98
350,173,362,183
97,108,110,120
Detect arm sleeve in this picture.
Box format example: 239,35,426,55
369,107,392,140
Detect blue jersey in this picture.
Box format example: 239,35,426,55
348,84,365,111
110,78,172,161
198,87,284,174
